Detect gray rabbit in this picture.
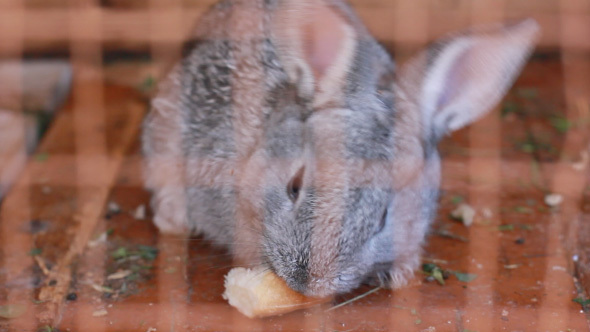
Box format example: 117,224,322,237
142,0,539,297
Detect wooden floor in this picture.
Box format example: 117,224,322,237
1,52,590,332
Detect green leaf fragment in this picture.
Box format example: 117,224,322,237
432,269,445,285
137,245,158,261
112,245,158,262
451,195,464,204
422,263,446,285
520,143,536,153
0,304,26,319
127,273,140,281
530,160,543,190
422,263,438,274
516,87,538,99
112,247,129,260
453,271,478,282
40,325,55,332
497,224,533,232
141,76,155,90
514,206,533,214
573,298,590,306
29,248,42,256
130,264,152,272
34,153,49,162
501,101,520,117
550,117,572,134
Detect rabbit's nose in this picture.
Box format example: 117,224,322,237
284,263,308,293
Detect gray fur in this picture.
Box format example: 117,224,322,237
142,0,539,296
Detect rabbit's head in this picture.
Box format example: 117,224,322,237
235,0,540,297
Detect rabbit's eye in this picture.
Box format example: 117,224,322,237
377,208,388,234
287,168,304,202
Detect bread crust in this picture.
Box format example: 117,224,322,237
223,268,327,318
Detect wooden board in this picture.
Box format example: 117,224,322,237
2,0,590,55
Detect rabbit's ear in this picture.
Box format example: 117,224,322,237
398,19,540,140
273,0,357,107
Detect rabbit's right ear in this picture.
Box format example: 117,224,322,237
396,19,540,141
273,0,357,108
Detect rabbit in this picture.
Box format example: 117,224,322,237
142,0,539,297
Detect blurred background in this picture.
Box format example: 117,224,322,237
0,0,589,331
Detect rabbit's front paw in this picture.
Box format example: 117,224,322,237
388,255,420,289
151,187,190,235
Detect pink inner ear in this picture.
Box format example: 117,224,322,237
302,5,347,80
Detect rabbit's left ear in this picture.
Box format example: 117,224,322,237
273,0,357,107
397,19,540,140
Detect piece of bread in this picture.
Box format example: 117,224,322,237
223,267,327,318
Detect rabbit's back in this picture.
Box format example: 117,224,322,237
142,0,294,245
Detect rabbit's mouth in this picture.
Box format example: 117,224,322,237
303,263,391,297
302,274,362,297
269,262,366,297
